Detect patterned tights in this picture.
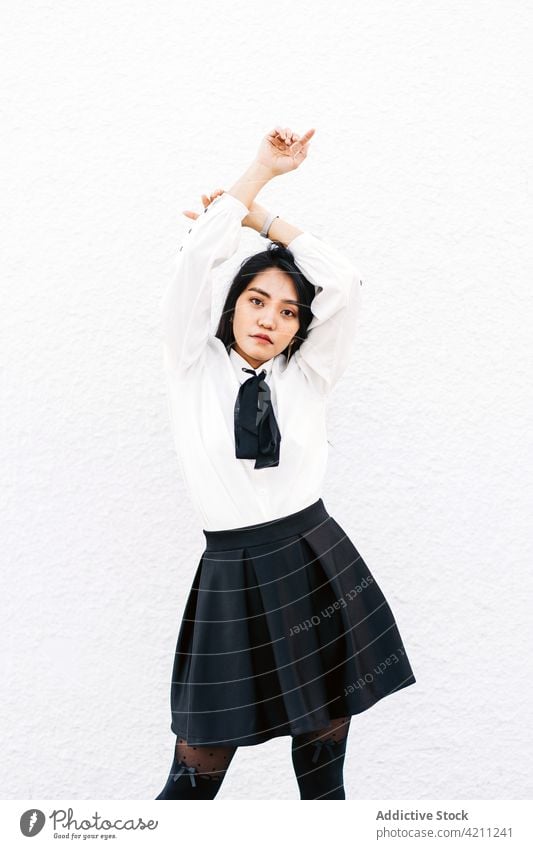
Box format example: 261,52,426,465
155,716,351,800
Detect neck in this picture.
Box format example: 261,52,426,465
233,344,272,370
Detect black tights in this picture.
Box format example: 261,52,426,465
291,715,351,799
155,716,351,800
155,735,238,800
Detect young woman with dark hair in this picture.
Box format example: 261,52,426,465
155,126,416,800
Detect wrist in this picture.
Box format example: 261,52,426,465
242,201,269,233
248,160,276,181
227,162,274,211
241,199,265,230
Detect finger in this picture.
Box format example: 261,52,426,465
283,127,291,141
201,190,223,208
300,127,316,145
291,128,314,154
294,142,310,163
182,210,198,219
269,132,286,151
289,135,305,153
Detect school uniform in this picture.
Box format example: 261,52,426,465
160,191,416,748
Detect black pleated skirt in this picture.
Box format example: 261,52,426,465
168,497,416,747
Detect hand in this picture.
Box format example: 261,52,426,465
182,188,225,220
254,126,315,177
182,189,263,229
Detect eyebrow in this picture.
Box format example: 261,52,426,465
247,286,300,307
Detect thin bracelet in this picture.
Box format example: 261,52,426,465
260,212,280,238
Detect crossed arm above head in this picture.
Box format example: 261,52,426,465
161,126,362,390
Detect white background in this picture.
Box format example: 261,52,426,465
1,0,532,800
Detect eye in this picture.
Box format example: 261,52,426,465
249,297,297,319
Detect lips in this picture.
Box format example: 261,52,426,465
251,334,273,344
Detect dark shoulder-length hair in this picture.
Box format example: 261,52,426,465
215,240,316,359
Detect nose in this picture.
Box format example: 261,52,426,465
259,312,275,329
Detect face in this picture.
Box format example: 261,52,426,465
231,268,301,368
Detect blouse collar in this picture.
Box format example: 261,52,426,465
229,346,276,384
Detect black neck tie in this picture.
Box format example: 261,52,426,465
234,367,281,469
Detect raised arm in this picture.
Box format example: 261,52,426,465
244,201,363,395
160,191,250,373
162,126,316,374
288,230,363,395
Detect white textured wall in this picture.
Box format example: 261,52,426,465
1,0,532,802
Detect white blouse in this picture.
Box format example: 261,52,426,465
160,191,363,531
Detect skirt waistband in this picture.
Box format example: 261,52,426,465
202,498,331,551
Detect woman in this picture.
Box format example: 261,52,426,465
155,126,416,801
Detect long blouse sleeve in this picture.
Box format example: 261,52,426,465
161,191,250,373
287,231,363,395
